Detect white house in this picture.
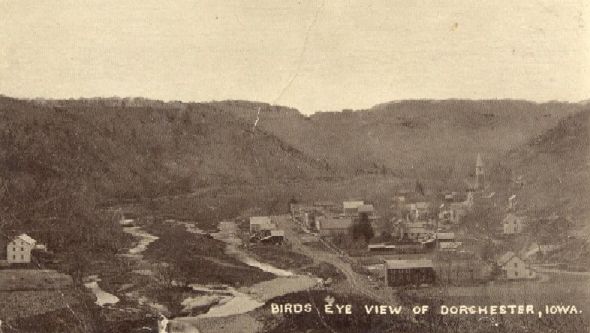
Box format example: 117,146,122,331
7,234,37,264
503,213,526,234
343,201,364,216
249,216,275,234
496,251,536,280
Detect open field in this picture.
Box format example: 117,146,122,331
0,289,79,321
405,272,590,331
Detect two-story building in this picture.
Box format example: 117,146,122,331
496,251,536,280
7,234,37,264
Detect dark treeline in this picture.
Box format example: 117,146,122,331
0,96,328,271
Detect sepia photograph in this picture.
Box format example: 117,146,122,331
0,1,589,332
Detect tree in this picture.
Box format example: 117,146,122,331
288,196,298,211
351,212,374,242
415,180,425,196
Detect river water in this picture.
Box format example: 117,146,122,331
87,216,318,333
84,216,159,308
83,275,120,307
169,220,319,332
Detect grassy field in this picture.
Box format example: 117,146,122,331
0,289,79,320
404,272,589,332
143,219,275,286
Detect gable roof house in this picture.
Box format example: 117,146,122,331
7,234,37,264
496,251,536,280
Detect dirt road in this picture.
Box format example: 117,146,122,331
273,215,398,304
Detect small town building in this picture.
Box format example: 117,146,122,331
358,204,375,215
435,232,455,244
7,234,36,264
343,201,364,216
402,222,435,242
368,242,425,254
356,204,379,224
313,201,340,214
496,251,536,280
249,216,275,234
316,217,354,237
408,202,431,221
438,241,462,251
384,259,435,286
260,230,285,245
439,191,473,224
502,213,526,234
439,202,468,224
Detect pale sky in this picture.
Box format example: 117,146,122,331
1,0,589,113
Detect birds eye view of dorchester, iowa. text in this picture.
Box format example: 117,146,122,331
1,1,589,332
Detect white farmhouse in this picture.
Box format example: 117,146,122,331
496,251,536,280
7,234,36,264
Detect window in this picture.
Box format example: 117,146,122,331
514,262,518,268
20,255,24,260
12,255,15,260
20,247,24,252
514,271,518,276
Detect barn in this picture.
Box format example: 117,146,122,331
384,259,435,287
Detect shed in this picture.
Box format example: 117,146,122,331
384,259,435,286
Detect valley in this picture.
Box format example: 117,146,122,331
0,96,588,332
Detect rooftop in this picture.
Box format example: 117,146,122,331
314,201,337,207
385,259,434,269
343,201,364,209
250,216,272,225
358,204,375,213
270,230,285,237
318,217,353,230
496,251,516,266
14,233,36,245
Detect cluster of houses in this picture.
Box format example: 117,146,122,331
0,233,46,266
285,155,543,288
249,216,285,244
387,189,473,251
290,200,379,239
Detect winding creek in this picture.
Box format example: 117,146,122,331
86,215,319,333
